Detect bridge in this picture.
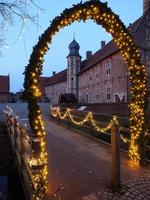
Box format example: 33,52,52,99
0,103,149,200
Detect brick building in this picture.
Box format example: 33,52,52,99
39,77,54,102
0,75,10,103
45,0,150,106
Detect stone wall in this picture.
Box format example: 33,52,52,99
45,81,67,105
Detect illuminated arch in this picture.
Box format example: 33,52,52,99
23,0,147,196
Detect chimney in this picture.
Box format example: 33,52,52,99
101,41,105,49
86,51,92,59
143,0,150,13
53,71,56,76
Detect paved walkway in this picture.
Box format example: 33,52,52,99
44,118,150,200
82,176,150,200
103,175,150,200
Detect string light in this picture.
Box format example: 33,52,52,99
52,107,135,149
52,107,118,133
22,1,148,198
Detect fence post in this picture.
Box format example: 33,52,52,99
111,122,120,189
10,115,14,136
14,118,18,150
20,127,26,168
32,137,41,159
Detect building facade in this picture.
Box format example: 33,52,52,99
0,75,10,103
45,70,67,104
45,1,150,106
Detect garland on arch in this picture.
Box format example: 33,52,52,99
22,0,148,198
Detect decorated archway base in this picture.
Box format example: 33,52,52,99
23,0,147,198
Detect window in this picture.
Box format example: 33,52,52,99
96,94,99,100
71,77,74,88
96,73,99,79
105,60,111,76
68,58,71,66
106,87,111,101
148,41,150,48
89,72,92,81
76,61,80,73
146,56,150,74
95,66,100,79
85,94,89,103
147,31,150,40
147,15,150,26
95,87,100,101
146,31,150,48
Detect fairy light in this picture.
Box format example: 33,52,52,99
23,1,148,198
52,107,119,133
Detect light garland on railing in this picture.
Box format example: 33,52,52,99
52,108,133,148
67,109,92,125
52,107,118,133
120,134,129,143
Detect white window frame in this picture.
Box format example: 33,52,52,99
105,60,111,76
106,87,111,101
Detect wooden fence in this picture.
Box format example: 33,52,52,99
51,107,150,163
5,112,39,200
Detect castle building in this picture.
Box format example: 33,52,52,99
45,1,150,106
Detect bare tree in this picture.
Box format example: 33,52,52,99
0,0,41,49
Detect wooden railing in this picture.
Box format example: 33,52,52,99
51,107,150,163
5,110,41,200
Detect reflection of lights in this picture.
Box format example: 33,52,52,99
128,159,140,170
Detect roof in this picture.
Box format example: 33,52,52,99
0,75,10,93
67,39,81,57
69,39,80,49
45,69,67,87
79,40,118,74
39,77,52,95
79,10,149,74
128,17,142,33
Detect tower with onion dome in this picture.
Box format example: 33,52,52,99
66,38,82,98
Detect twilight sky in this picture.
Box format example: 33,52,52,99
0,0,143,92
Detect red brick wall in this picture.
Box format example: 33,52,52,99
78,52,128,103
